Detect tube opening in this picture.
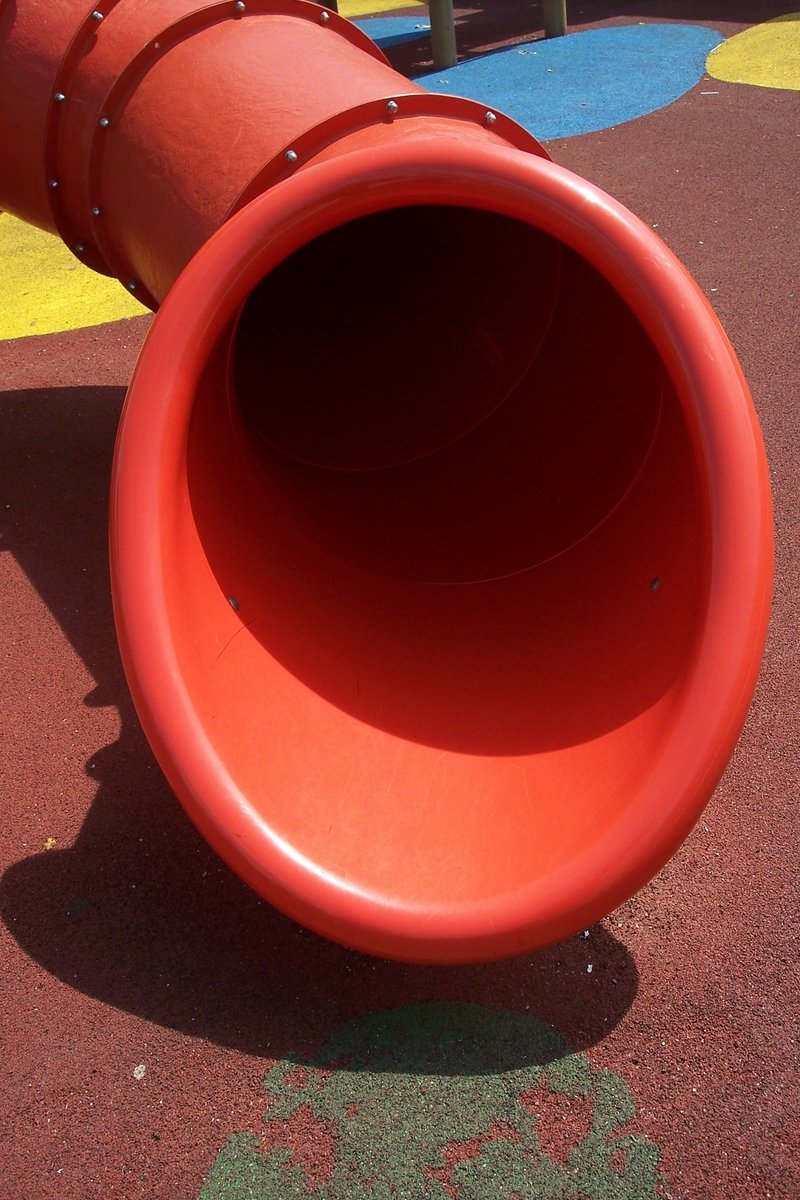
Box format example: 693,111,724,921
185,216,707,755
111,137,768,959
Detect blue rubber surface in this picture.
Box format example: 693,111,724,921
355,16,431,48
417,23,725,140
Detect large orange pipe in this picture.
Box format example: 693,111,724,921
1,1,773,963
0,0,544,306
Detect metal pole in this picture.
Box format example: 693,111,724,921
429,0,458,69
543,0,567,38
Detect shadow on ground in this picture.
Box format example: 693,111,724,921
1,385,637,1063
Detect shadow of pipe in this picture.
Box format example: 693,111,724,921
1,383,638,1059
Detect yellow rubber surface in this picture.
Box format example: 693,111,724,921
339,0,423,17
707,12,800,91
0,212,146,340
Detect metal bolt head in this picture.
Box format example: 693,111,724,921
284,149,298,163
54,92,66,103
234,0,245,9
48,179,59,189
229,596,240,611
484,111,497,126
649,577,661,592
74,243,86,254
91,206,102,216
320,9,330,21
91,9,103,20
99,116,110,127
127,281,137,291
386,100,399,115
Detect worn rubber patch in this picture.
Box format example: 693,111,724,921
418,23,724,140
707,13,800,91
200,1002,664,1198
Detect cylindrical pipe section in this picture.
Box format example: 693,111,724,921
1,0,773,962
0,0,543,306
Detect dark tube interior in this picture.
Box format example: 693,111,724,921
232,205,663,584
234,206,561,472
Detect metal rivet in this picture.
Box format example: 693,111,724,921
127,281,137,291
234,0,245,9
484,111,497,126
91,206,102,216
48,179,59,189
284,149,298,163
320,9,330,21
75,243,86,253
386,100,399,115
650,577,661,592
99,116,110,128
91,9,103,20
229,596,240,611
54,92,66,103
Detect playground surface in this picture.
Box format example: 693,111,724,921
1,2,798,1197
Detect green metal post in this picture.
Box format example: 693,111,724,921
543,0,567,38
429,0,458,69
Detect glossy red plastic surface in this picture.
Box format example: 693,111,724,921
1,1,773,962
111,142,773,963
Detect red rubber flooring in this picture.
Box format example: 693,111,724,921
2,4,798,1198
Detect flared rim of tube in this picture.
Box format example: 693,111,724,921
111,139,773,962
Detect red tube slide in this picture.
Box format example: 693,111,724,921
0,1,773,962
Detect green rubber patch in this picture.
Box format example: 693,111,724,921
201,1002,664,1199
